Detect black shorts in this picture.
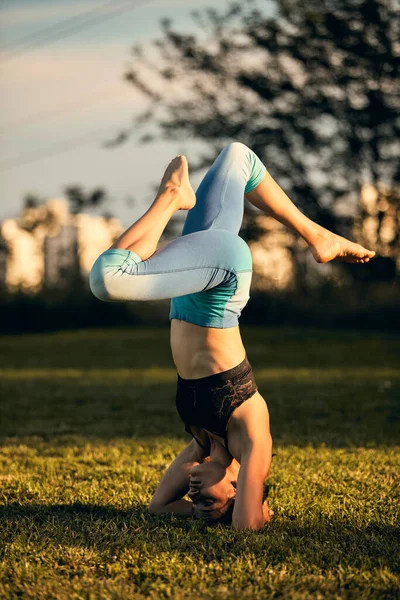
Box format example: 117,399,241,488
175,356,258,454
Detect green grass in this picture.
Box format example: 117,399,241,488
0,326,399,599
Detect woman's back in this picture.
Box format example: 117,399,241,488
170,319,246,379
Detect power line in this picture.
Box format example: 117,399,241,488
0,124,126,172
0,0,150,62
0,0,149,56
0,0,117,52
0,0,153,168
0,82,135,134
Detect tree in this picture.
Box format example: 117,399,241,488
116,0,399,238
17,187,108,232
63,185,107,214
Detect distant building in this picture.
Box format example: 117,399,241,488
0,198,124,295
44,225,79,291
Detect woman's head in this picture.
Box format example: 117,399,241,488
189,460,270,524
188,461,237,522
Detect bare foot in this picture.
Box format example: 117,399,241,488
157,155,196,211
309,231,376,264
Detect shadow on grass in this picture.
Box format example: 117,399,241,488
1,502,398,572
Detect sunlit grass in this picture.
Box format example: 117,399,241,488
0,327,399,599
0,366,398,381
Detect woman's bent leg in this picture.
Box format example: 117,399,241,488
89,228,251,305
109,156,195,260
90,147,259,303
182,142,266,236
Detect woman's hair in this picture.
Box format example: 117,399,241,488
193,484,270,525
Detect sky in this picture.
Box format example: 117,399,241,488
0,0,271,226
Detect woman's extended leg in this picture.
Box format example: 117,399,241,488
245,170,376,264
180,141,375,263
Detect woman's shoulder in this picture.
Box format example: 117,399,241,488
227,391,270,454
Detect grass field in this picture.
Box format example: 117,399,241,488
0,326,399,599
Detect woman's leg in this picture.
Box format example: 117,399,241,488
109,142,261,260
90,141,376,304
181,141,375,263
181,142,267,236
110,156,195,260
245,172,376,264
89,153,251,305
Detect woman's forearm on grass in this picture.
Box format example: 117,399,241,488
232,444,271,531
148,439,204,515
148,498,193,517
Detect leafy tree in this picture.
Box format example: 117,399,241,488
63,185,107,214
18,187,108,232
23,193,44,209
118,0,399,239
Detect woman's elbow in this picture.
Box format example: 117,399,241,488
147,501,165,516
232,515,265,531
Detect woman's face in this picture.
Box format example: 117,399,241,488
188,461,236,515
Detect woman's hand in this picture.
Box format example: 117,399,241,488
148,438,206,517
262,500,274,524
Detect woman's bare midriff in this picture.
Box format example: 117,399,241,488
170,319,264,461
170,319,246,379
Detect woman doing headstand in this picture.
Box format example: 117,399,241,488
89,143,375,530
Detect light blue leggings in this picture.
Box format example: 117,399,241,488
89,142,267,328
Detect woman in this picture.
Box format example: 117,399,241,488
90,143,375,530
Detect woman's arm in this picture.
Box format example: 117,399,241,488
232,440,271,530
148,438,207,517
229,392,273,530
